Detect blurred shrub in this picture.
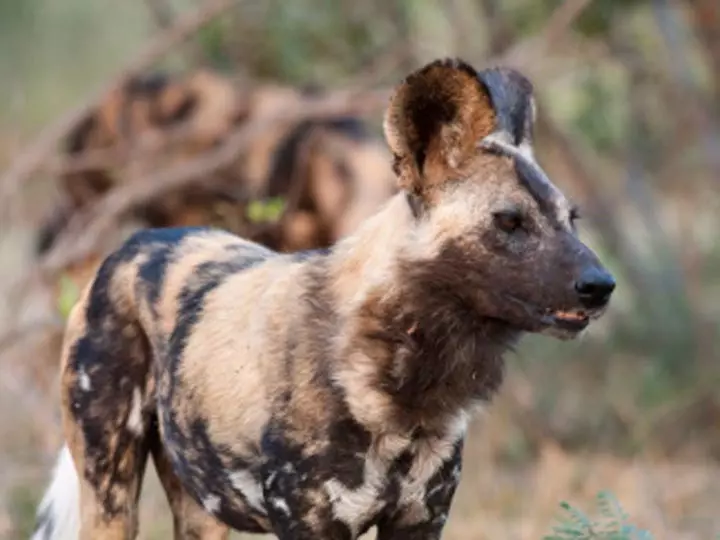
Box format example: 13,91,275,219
544,491,654,540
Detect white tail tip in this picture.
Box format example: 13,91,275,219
31,445,80,540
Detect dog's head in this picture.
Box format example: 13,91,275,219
385,58,615,339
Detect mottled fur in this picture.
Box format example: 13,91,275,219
33,58,615,540
37,71,396,256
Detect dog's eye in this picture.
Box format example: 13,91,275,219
494,210,524,234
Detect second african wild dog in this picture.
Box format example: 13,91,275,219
32,58,616,539
37,70,396,256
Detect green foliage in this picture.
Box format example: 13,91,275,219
572,75,625,153
56,274,80,321
500,0,649,40
544,491,654,540
205,0,402,84
576,0,648,38
196,16,236,73
246,197,287,224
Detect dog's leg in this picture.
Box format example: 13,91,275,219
375,444,463,540
260,434,355,540
150,425,230,540
59,260,156,539
63,353,152,540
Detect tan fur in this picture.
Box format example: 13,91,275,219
34,58,615,540
177,258,295,452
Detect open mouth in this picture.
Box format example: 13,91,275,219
500,294,595,334
543,309,590,331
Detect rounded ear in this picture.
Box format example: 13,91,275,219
383,58,497,194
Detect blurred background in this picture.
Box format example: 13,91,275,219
0,0,718,538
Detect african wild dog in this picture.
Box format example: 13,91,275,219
37,70,396,256
32,58,615,540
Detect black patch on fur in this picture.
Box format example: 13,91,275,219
135,227,208,307
65,114,98,154
124,72,171,96
35,207,72,254
322,117,369,142
257,258,381,537
263,260,370,488
358,240,518,432
480,140,558,220
166,254,266,366
158,250,271,531
477,67,534,146
118,72,171,136
291,247,331,262
172,417,268,532
513,154,557,217
265,120,315,199
153,92,198,126
377,441,463,539
265,117,368,201
260,426,356,540
66,233,154,517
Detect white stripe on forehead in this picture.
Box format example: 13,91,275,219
480,89,538,159
478,134,572,222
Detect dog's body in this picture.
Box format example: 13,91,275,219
33,59,615,539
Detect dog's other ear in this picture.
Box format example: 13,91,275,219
383,58,497,196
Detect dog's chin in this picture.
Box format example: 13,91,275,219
517,309,592,341
540,325,585,341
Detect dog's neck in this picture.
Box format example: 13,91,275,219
325,193,518,436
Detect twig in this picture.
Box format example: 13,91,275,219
0,0,237,223
39,89,390,275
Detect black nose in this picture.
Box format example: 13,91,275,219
575,267,616,308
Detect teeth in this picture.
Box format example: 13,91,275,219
554,310,587,321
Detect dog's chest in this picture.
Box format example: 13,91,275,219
322,432,463,536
